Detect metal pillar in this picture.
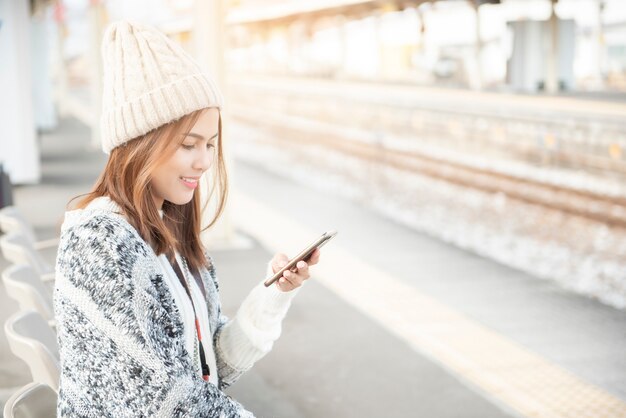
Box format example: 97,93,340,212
596,0,606,88
194,0,239,249
469,0,483,90
0,0,41,184
88,0,105,148
31,6,58,131
545,0,559,93
53,1,69,118
416,6,425,54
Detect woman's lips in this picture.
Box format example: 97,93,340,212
180,177,199,189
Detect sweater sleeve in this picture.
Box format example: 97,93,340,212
54,216,254,417
209,260,301,390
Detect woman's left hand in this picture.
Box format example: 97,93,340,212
271,248,321,292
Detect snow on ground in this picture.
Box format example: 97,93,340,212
231,121,626,310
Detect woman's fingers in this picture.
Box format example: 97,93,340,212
278,268,307,291
307,248,321,265
272,253,289,273
277,274,298,291
272,248,322,292
295,260,309,273
284,269,305,283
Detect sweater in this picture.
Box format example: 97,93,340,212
53,196,299,417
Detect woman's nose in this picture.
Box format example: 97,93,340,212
193,147,214,171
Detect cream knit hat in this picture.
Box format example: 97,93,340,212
100,21,224,154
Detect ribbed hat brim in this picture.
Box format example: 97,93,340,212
101,73,224,154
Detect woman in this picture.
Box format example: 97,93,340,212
54,21,320,417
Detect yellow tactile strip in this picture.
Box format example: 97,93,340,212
232,190,626,418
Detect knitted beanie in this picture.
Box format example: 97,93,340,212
100,21,224,154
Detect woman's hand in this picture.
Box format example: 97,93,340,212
270,248,321,292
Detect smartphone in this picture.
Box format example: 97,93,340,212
264,230,338,287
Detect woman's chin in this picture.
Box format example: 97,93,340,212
167,194,194,206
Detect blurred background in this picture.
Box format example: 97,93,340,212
1,0,626,417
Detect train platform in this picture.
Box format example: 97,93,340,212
229,73,626,119
1,115,626,417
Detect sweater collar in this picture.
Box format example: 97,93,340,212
85,196,164,218
62,196,164,231
85,196,124,214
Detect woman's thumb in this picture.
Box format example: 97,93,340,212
273,253,289,271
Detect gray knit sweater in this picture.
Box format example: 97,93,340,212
54,197,298,417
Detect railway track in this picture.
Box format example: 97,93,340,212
232,107,626,230
230,76,626,177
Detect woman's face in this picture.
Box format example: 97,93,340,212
150,108,219,209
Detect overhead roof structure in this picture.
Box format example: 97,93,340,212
226,0,502,25
29,0,55,15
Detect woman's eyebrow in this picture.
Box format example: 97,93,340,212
186,132,218,140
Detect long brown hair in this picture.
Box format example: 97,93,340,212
70,108,228,273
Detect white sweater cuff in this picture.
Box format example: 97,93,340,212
217,262,302,370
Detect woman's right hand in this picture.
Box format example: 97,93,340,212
270,249,321,292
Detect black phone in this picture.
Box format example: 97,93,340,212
264,230,337,287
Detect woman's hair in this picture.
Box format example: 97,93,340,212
70,108,228,273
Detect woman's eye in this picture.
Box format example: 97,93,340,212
182,142,214,150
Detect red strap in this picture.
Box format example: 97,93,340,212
195,318,202,341
195,318,210,381
173,257,211,380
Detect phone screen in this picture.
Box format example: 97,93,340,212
263,230,337,287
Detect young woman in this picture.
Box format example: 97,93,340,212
54,21,320,417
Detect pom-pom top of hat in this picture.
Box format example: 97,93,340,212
99,20,224,154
